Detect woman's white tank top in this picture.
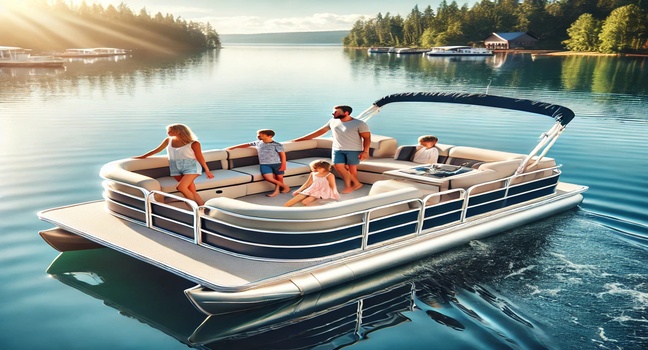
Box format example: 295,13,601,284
167,140,196,161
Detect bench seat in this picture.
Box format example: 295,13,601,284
204,187,422,231
158,170,252,193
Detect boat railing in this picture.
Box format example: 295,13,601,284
417,165,562,229
100,164,562,260
463,165,562,218
196,197,423,261
147,191,201,242
102,180,151,224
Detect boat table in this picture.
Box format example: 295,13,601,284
383,164,477,187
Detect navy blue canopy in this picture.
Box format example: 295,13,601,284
373,92,575,126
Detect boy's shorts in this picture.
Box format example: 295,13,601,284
260,163,284,175
332,150,361,166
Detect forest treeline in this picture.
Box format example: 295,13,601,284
344,0,648,53
0,0,220,52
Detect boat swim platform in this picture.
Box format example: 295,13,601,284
39,201,328,292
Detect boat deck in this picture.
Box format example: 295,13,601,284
40,201,329,291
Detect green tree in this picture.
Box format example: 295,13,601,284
465,0,499,41
421,6,436,33
403,5,423,45
598,4,647,53
516,0,550,43
420,28,437,47
389,15,405,45
374,13,387,44
495,0,519,30
562,13,601,51
344,18,368,47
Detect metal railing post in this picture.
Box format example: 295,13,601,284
361,212,370,250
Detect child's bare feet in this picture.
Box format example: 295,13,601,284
281,185,291,193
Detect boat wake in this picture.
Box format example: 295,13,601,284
584,210,648,247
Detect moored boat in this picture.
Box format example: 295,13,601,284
367,47,393,54
426,46,493,57
392,47,429,55
54,47,129,58
38,91,587,315
0,46,65,68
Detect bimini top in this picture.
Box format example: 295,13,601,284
372,92,575,127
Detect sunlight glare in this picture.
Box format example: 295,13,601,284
0,1,176,54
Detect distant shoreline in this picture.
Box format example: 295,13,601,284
350,47,647,57
499,49,648,57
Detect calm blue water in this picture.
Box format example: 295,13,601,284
1,46,647,349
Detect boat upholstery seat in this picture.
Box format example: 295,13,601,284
227,135,398,183
204,187,422,231
358,145,556,192
100,149,246,193
101,135,399,198
392,143,453,164
443,147,557,187
358,143,454,174
101,135,556,199
445,146,524,168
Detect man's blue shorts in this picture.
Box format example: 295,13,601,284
260,163,284,175
332,150,361,166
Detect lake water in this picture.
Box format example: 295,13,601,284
1,46,647,349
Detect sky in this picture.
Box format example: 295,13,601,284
74,0,464,34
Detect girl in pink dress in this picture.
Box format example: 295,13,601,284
284,160,340,207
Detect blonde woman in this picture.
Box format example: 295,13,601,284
134,124,214,205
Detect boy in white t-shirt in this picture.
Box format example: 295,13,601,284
412,135,439,164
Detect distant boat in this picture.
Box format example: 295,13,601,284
426,46,493,57
0,46,65,68
54,47,129,58
392,48,429,55
367,47,393,54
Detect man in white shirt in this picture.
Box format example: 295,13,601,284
293,105,371,193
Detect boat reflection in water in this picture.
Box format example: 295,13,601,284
1,66,65,77
65,54,131,65
46,213,568,349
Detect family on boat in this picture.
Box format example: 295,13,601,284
133,105,441,207
39,92,587,315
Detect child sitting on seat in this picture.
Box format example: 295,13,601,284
284,160,340,207
412,135,439,164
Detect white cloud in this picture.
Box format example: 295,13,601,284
203,13,369,34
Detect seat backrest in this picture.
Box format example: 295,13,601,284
393,143,453,163
282,140,331,160
226,147,259,168
369,135,398,158
446,146,522,167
